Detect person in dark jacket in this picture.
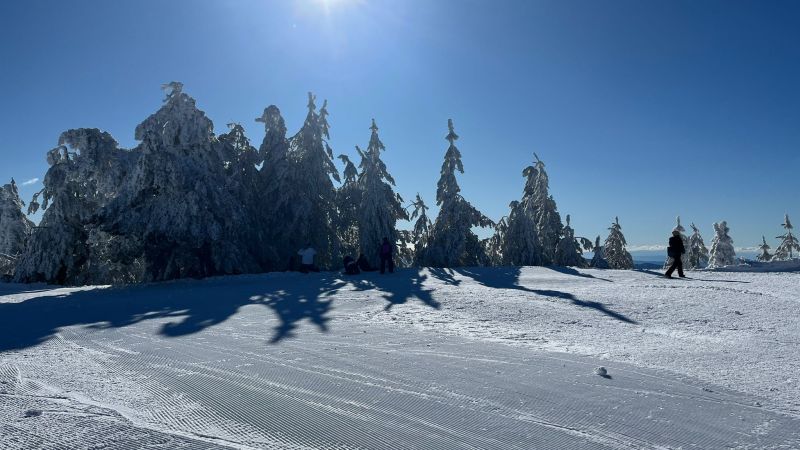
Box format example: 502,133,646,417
343,255,360,275
665,230,686,278
379,237,394,274
356,253,375,272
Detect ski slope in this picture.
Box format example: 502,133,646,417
1,267,799,448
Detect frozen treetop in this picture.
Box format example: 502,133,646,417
673,216,685,233
446,118,458,144
782,214,793,230
136,82,213,149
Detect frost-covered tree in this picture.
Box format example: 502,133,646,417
98,83,260,282
15,129,134,284
530,154,563,265
334,152,361,258
590,235,610,269
355,119,408,268
256,94,340,269
0,179,34,277
663,216,691,270
486,214,508,266
757,236,773,262
774,214,800,260
500,160,542,266
406,193,432,265
707,221,736,268
603,217,634,269
554,215,593,267
687,222,709,269
423,119,493,267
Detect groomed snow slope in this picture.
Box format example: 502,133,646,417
1,267,799,448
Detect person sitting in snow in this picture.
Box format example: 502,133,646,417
665,229,686,278
379,237,394,274
297,244,319,273
343,256,360,275
357,253,375,272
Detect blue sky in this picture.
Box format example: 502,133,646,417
1,0,798,249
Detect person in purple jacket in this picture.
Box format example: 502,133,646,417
379,237,394,274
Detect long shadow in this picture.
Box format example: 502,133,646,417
635,269,751,284
0,274,347,351
344,269,441,312
455,267,637,325
546,266,613,283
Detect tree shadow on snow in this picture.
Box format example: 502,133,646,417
0,274,349,351
341,269,441,312
454,267,637,325
545,266,613,282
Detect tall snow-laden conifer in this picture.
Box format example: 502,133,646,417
531,154,563,265
356,119,408,268
408,194,432,265
707,221,736,268
500,159,542,266
604,217,634,269
554,215,593,267
590,235,610,268
423,119,493,267
15,129,133,284
663,217,691,270
99,82,260,282
757,236,772,262
774,214,800,260
0,179,34,277
688,222,709,269
335,152,361,258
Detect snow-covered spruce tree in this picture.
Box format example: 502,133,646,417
14,129,134,284
99,82,260,282
687,222,709,269
423,119,493,267
603,217,634,269
707,221,736,268
355,119,408,268
531,154,563,265
774,214,800,260
0,179,34,277
486,213,509,266
590,235,610,269
554,215,593,267
406,193,432,266
663,216,691,270
757,236,773,262
334,152,361,259
500,160,543,266
256,94,340,269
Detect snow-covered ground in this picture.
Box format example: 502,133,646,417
1,267,799,448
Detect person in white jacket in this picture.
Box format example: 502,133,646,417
297,244,319,273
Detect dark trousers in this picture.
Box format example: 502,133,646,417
300,264,319,274
665,255,684,277
380,255,394,274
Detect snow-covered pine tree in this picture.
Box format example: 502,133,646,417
774,214,800,260
0,179,34,277
500,160,543,266
554,214,593,267
355,119,408,268
486,213,509,266
423,119,493,267
707,221,736,268
255,94,340,269
15,128,134,284
529,154,563,265
407,193,432,265
604,217,634,269
687,222,710,269
334,152,361,259
98,82,260,282
663,216,691,270
590,235,610,269
757,236,773,262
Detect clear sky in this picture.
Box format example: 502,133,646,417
1,0,798,250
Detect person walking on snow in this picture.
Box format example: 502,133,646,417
297,244,319,273
379,237,394,274
665,230,686,278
